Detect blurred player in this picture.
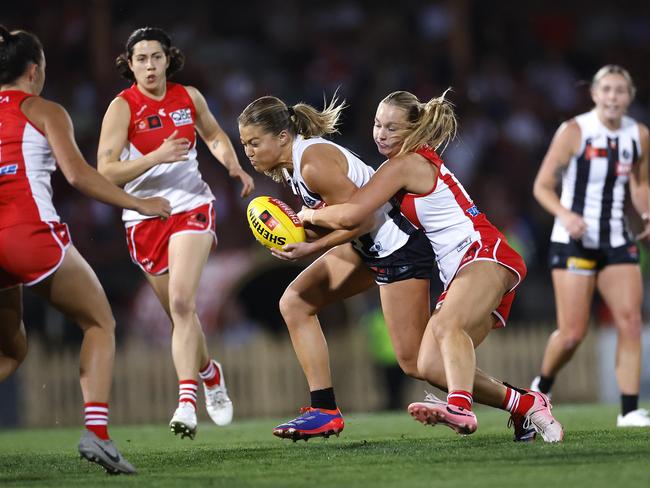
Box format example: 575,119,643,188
97,27,254,439
299,90,564,442
530,65,650,427
238,95,552,442
0,25,172,474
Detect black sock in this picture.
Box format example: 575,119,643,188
621,394,638,416
310,387,337,410
503,381,528,395
537,375,554,394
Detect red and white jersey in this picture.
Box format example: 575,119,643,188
118,82,213,225
0,90,59,228
395,146,495,286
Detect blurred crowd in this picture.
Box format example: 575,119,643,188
5,0,650,343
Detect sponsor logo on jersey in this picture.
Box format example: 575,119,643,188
170,108,193,127
616,161,632,176
147,115,162,129
0,164,18,176
466,205,480,217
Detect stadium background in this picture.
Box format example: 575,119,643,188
1,0,650,426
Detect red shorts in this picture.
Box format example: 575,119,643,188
0,221,71,289
125,202,216,275
436,224,527,328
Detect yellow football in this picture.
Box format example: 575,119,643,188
246,196,306,250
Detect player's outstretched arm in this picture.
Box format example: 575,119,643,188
26,97,171,218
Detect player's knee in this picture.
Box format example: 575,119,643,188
558,329,586,351
617,312,642,341
169,293,196,320
431,316,462,344
395,355,420,379
279,287,311,321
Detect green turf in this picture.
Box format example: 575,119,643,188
0,404,648,487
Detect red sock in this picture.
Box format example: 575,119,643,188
84,402,109,440
502,387,534,415
199,360,221,388
179,380,198,409
448,390,473,411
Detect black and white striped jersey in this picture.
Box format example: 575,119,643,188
550,110,641,249
286,135,414,258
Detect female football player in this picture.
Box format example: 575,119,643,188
0,25,170,473
295,90,564,442
97,27,254,439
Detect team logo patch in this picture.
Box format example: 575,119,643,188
0,164,18,176
170,108,193,127
186,212,208,228
466,205,480,217
259,210,279,230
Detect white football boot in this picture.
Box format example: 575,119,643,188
169,402,197,439
530,376,553,400
204,361,233,426
617,408,650,427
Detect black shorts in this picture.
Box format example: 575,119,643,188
548,240,639,274
358,230,434,284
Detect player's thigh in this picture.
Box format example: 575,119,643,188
551,269,595,335
0,286,26,357
597,264,642,330
167,232,214,298
31,246,114,330
379,278,430,360
435,261,508,341
283,244,375,314
144,272,171,317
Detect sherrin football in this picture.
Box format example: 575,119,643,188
246,196,306,250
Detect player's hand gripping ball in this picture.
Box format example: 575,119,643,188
246,196,306,250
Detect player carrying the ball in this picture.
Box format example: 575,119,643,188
298,90,564,442
238,93,561,443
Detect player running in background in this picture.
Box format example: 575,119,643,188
97,27,254,439
238,94,555,442
0,25,171,474
297,90,564,442
530,65,650,427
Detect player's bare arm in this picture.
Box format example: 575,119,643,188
630,124,650,239
24,98,170,217
306,153,420,230
533,119,586,238
97,97,190,187
187,86,254,197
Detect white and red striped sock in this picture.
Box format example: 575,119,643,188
503,387,534,415
178,380,198,410
84,402,109,440
199,360,221,388
448,390,473,411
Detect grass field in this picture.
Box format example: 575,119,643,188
1,403,648,487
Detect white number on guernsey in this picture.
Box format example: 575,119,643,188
0,96,9,104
